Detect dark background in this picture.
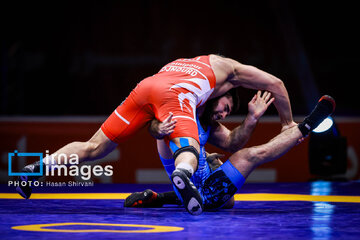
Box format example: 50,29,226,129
1,0,358,116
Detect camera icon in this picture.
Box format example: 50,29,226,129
8,150,43,176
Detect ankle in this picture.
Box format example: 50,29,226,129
176,162,194,176
298,120,311,137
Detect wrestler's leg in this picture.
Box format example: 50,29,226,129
168,137,203,215
230,95,336,178
229,125,302,179
16,128,117,199
156,138,236,210
124,138,189,208
197,126,302,210
202,95,336,210
170,137,200,173
17,91,149,199
45,128,117,165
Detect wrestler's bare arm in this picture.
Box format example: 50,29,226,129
210,55,295,128
208,91,274,153
233,61,293,127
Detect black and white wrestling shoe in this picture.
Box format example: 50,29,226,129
298,95,336,136
171,168,203,215
16,160,44,199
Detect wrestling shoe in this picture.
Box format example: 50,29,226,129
298,95,336,137
171,168,203,215
124,189,163,208
16,160,44,199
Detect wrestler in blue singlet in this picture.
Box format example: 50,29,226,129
160,115,245,209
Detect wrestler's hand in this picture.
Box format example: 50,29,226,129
248,91,275,121
158,112,177,138
148,112,177,139
206,152,225,171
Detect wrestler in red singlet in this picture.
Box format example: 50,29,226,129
101,55,216,144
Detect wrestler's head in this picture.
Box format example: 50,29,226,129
212,95,233,121
202,88,240,123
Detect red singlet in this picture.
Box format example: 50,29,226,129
101,55,216,144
